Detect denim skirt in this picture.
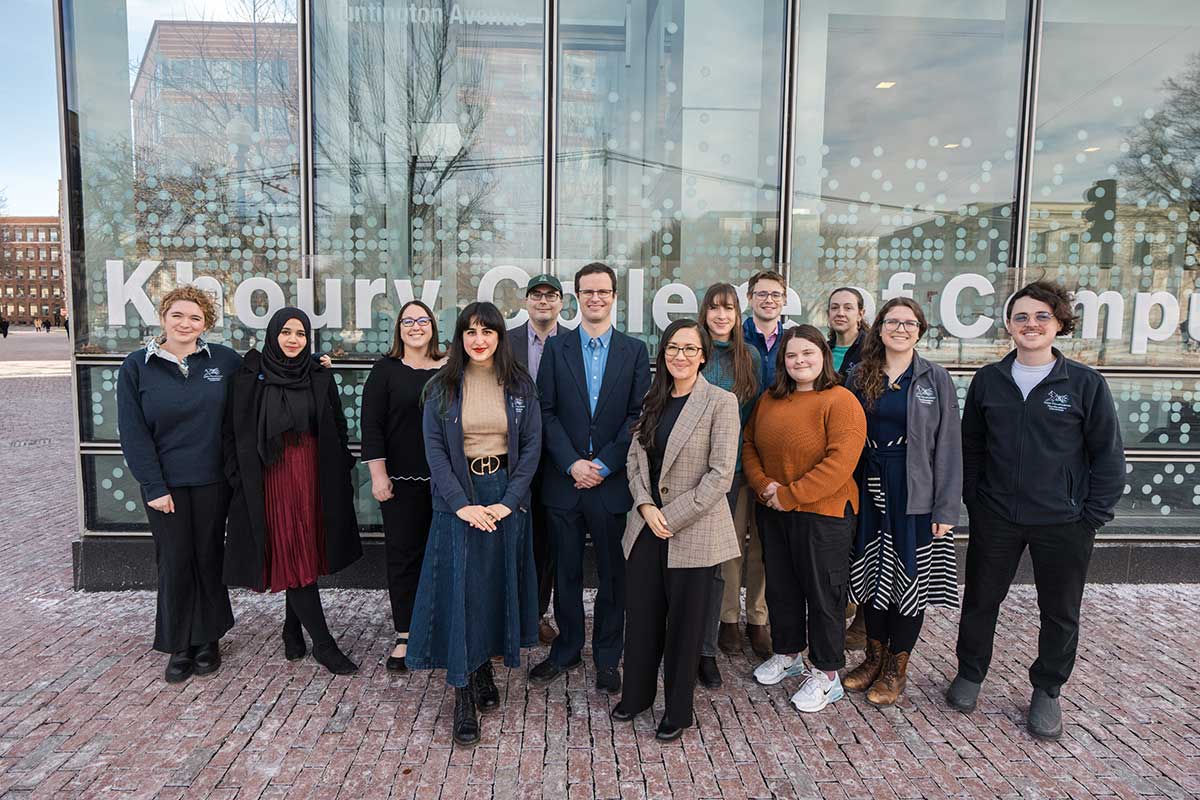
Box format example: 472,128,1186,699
407,469,539,687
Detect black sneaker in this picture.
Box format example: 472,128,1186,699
596,666,622,694
1027,688,1063,740
697,656,723,689
528,656,581,685
193,641,221,676
165,649,194,684
453,686,480,746
472,661,500,712
655,717,685,742
946,674,982,713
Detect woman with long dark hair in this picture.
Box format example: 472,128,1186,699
361,300,447,671
407,302,541,747
842,298,961,706
742,325,866,714
697,284,767,683
611,318,740,740
222,307,361,675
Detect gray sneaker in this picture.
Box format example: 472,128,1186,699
945,675,982,712
1027,688,1063,740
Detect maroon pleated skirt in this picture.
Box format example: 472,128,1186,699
263,432,328,592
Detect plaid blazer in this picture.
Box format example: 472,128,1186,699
623,374,742,568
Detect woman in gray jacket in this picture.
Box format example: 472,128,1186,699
843,298,962,706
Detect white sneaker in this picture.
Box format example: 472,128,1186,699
790,670,844,713
754,653,807,686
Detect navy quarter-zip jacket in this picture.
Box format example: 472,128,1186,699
961,348,1124,530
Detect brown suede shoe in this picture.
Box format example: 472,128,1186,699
844,606,867,651
718,622,741,655
747,624,773,660
538,618,558,645
843,639,885,692
866,650,910,707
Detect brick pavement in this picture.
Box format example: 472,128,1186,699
0,331,1197,799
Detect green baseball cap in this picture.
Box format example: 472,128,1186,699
526,273,563,295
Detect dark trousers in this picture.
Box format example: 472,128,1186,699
530,469,555,618
864,605,924,654
956,504,1096,696
548,495,627,669
145,482,235,653
380,481,433,634
757,505,854,671
620,527,711,727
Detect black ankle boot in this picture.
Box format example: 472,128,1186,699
471,662,500,712
313,641,358,675
453,686,480,746
282,622,306,661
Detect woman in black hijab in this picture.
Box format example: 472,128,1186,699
223,307,362,674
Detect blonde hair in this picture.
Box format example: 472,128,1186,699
158,285,218,330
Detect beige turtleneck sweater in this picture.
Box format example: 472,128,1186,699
463,361,508,458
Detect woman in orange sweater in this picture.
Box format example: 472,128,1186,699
742,324,866,714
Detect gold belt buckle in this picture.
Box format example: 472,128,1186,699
470,455,501,475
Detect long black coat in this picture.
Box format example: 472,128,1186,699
222,349,362,590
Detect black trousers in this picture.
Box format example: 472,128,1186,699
145,482,235,653
956,505,1096,696
620,527,711,727
864,605,924,654
548,496,627,669
757,505,854,671
379,480,433,634
530,468,555,618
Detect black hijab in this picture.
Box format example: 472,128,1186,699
257,307,317,465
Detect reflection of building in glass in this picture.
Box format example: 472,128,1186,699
0,217,65,326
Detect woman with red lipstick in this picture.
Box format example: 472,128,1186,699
222,307,362,675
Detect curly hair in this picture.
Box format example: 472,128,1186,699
1006,280,1077,336
854,297,929,410
158,285,218,330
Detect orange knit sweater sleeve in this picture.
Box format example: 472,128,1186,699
740,395,769,497
774,389,867,511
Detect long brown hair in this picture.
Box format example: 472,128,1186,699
699,283,758,404
387,300,445,360
632,319,711,452
769,325,840,398
854,297,929,410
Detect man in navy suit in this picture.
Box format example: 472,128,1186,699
528,262,651,693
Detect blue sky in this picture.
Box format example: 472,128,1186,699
0,0,60,215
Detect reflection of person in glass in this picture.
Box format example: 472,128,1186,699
948,281,1124,740
742,325,866,714
611,319,740,741
407,302,541,748
842,299,961,706
698,283,764,685
117,286,241,684
222,308,361,675
360,301,447,673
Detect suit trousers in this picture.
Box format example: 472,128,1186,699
620,526,712,728
145,482,235,653
955,503,1096,696
719,481,767,625
379,480,433,633
757,505,854,671
548,494,627,669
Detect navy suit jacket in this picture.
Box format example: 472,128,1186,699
537,326,651,513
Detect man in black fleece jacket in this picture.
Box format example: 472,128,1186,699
946,281,1125,741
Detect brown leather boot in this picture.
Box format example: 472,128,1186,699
866,650,910,707
718,622,741,655
747,624,773,660
842,639,885,692
844,606,867,651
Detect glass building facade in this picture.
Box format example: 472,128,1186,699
56,0,1200,561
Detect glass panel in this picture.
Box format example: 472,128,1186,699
1029,1,1200,366
555,0,786,348
331,367,366,443
77,364,123,443
789,2,1029,365
1117,459,1200,529
351,459,383,531
63,0,301,354
311,0,545,358
84,453,150,531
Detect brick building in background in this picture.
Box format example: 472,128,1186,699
0,216,65,326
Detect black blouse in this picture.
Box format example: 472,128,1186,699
648,393,689,506
360,357,441,480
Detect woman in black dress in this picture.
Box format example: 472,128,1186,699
361,300,446,671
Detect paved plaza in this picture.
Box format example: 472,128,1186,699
0,328,1196,799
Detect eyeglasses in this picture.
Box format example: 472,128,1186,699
527,290,561,302
882,319,921,332
577,289,614,300
1011,312,1055,325
752,290,786,301
664,344,703,359
400,317,432,327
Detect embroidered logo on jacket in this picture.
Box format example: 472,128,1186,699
1044,390,1071,412
511,395,526,415
203,368,223,383
914,385,937,406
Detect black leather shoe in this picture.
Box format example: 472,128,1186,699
697,656,722,689
472,661,500,712
193,641,221,676
283,624,306,662
165,649,194,684
528,657,581,685
610,703,639,722
386,636,407,672
596,666,622,694
453,686,480,746
655,718,685,742
313,642,358,675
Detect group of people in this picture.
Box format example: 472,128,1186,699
117,265,1124,750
